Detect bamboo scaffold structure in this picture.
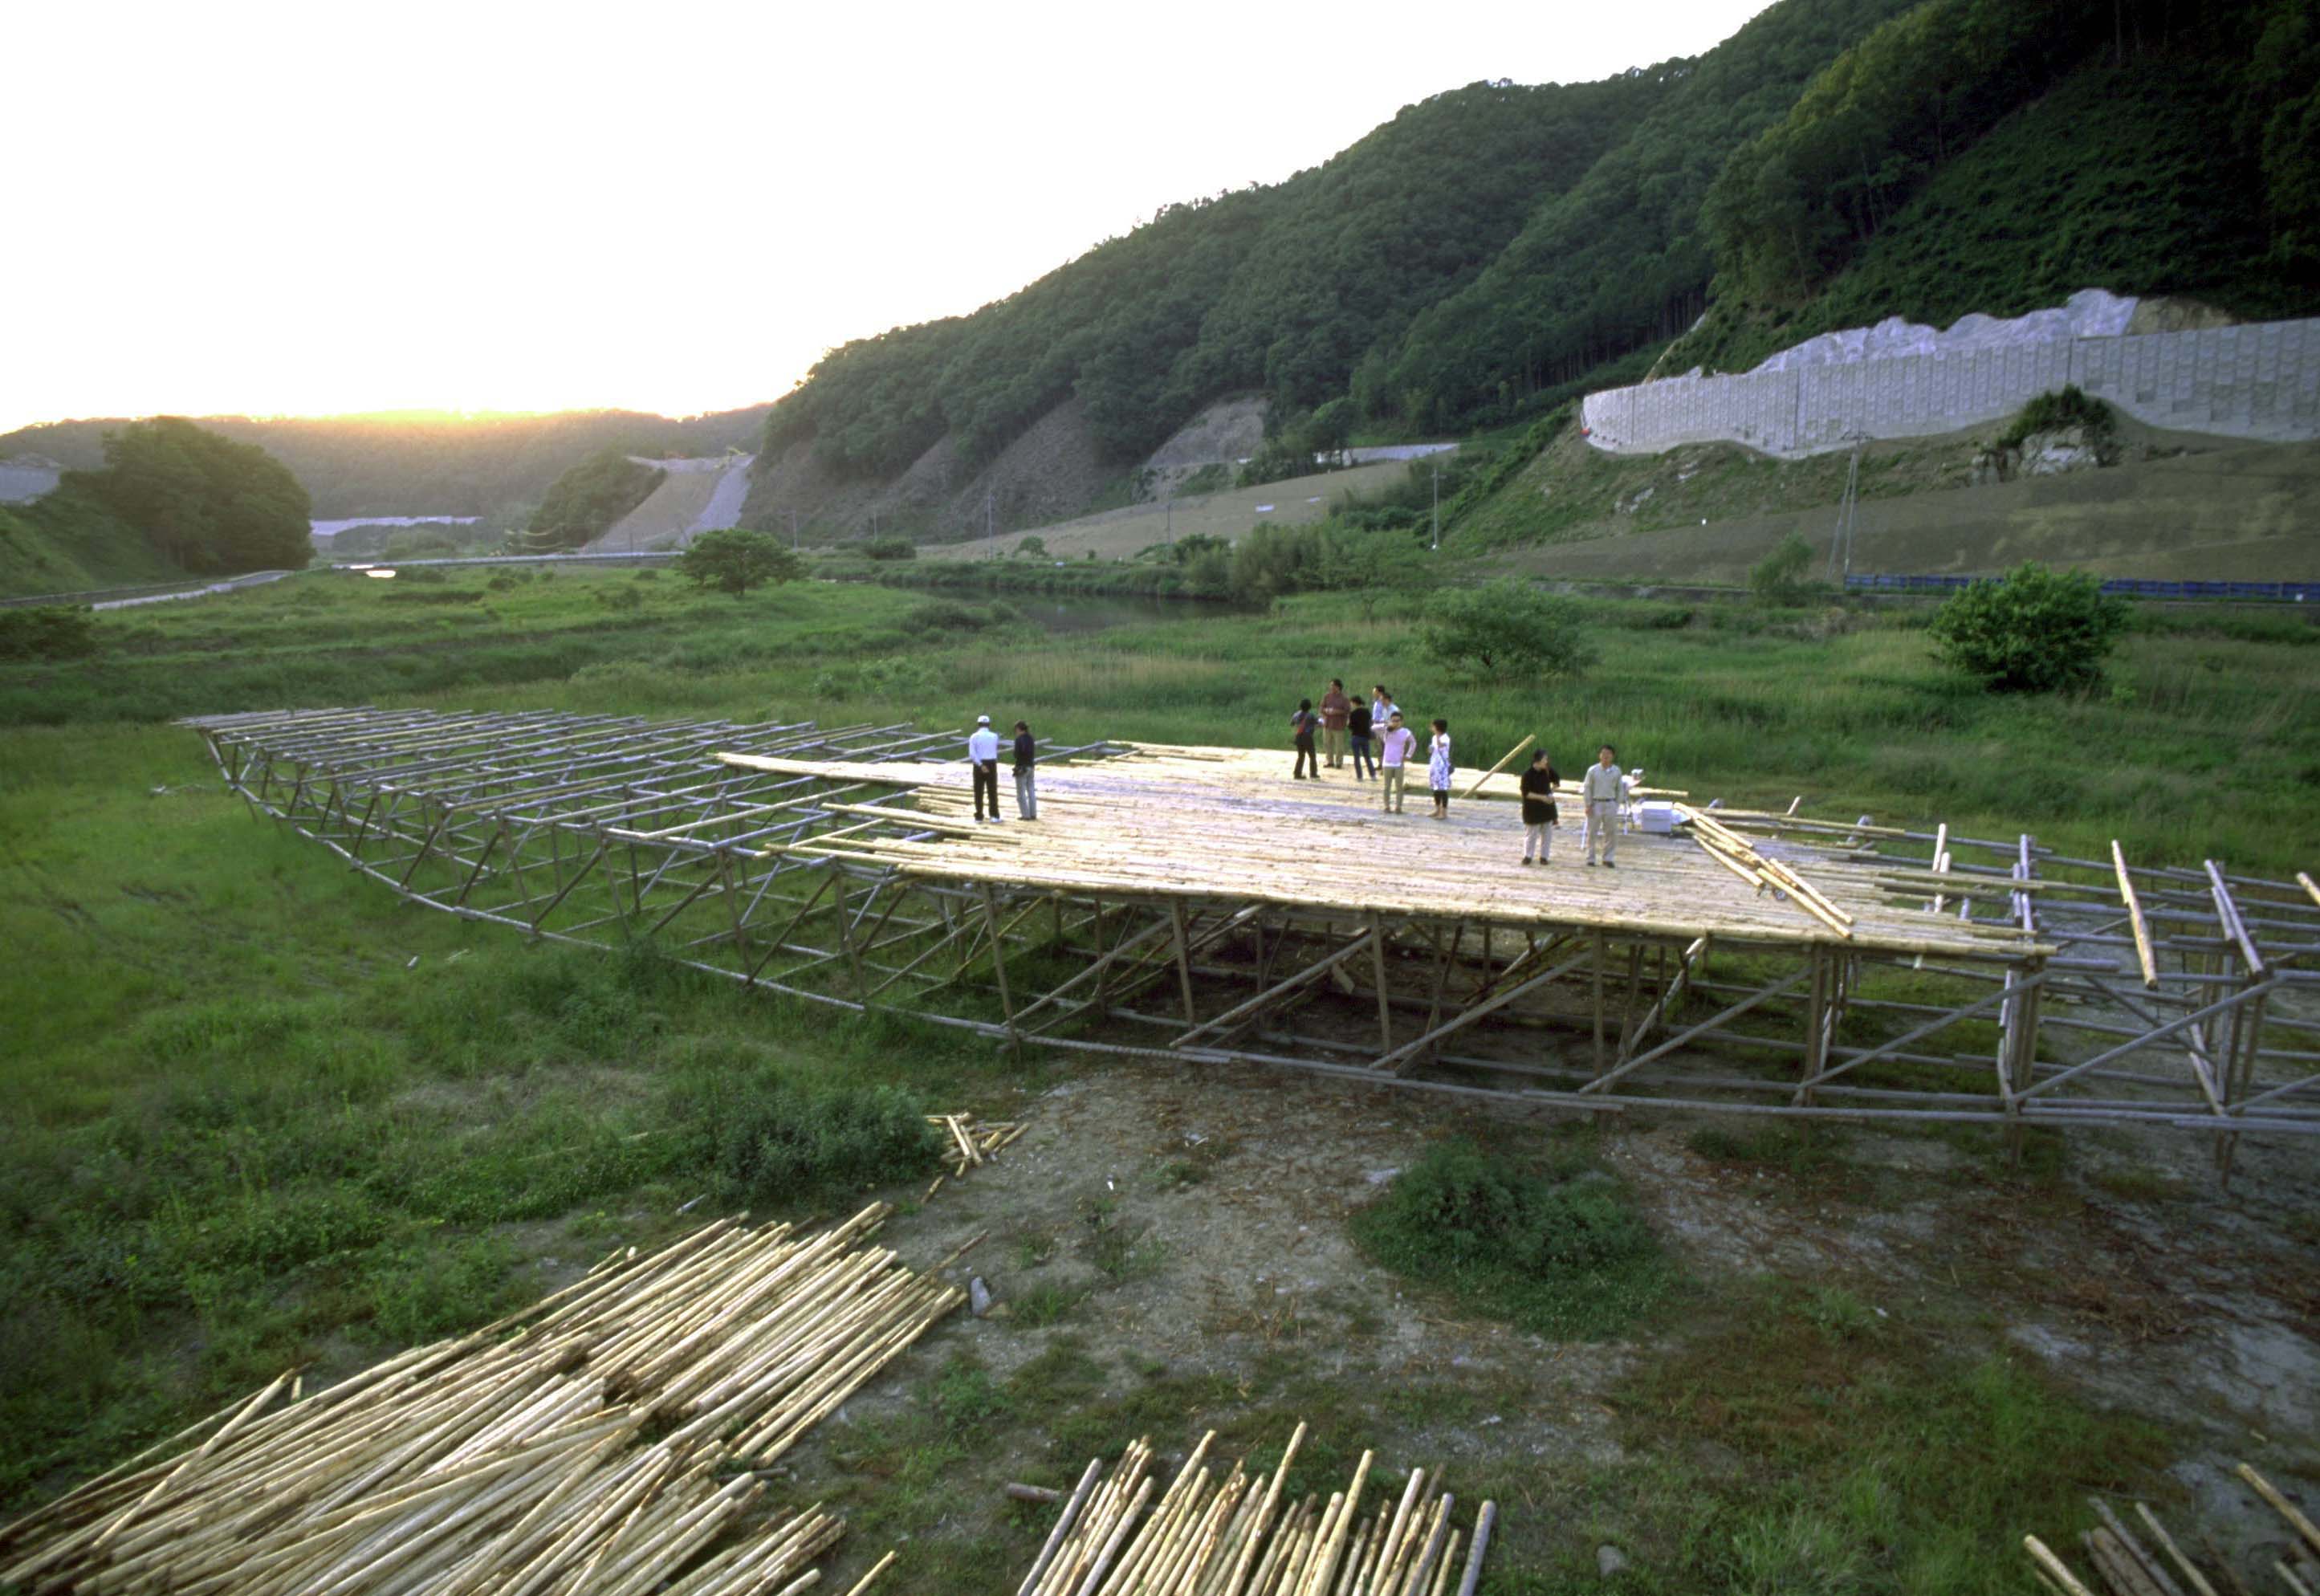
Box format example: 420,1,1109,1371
0,1203,953,1594
1014,1423,1496,1596
186,710,2320,1172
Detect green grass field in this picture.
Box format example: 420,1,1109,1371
2,564,2311,1588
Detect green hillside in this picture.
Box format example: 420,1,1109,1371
0,490,185,597
0,406,767,523
757,0,2315,538
1668,4,2319,375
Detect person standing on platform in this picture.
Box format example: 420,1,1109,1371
1377,710,1417,813
1518,747,1561,865
1347,694,1375,780
1581,743,1622,866
1011,720,1038,820
1370,684,1399,737
1319,679,1353,769
1427,719,1454,819
1291,698,1321,779
968,714,1003,823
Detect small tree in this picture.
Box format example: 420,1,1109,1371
678,529,800,596
1927,563,2129,692
1016,534,1048,559
1420,581,1597,681
864,537,916,561
1317,527,1435,621
1749,530,1821,605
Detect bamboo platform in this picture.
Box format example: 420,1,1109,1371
183,709,2320,1174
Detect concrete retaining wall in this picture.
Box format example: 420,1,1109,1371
1584,318,2320,458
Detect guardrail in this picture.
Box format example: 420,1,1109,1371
1846,574,2317,601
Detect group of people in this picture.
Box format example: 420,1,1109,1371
966,714,1040,822
962,687,1631,869
1289,681,1628,867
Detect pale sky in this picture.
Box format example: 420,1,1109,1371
2,0,1773,435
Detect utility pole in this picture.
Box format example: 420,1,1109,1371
985,489,994,543
1431,466,1440,552
1166,496,1174,544
789,508,799,552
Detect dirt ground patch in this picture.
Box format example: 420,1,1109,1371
691,1052,2320,1592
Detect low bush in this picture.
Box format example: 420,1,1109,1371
1996,384,2114,452
0,606,99,661
696,1078,942,1201
1419,581,1596,681
1351,1138,1675,1337
1927,562,2129,692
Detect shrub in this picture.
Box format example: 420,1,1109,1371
677,529,803,596
1015,535,1048,559
864,537,917,562
1351,1138,1673,1338
1996,385,2114,452
1419,580,1596,680
1927,563,2129,692
1749,530,1823,605
702,1080,942,1200
0,606,100,662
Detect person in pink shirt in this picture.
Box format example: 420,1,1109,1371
1375,710,1418,814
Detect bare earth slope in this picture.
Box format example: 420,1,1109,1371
588,455,754,552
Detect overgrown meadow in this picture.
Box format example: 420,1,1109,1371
1,564,2309,1590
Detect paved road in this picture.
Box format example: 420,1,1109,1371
92,570,292,610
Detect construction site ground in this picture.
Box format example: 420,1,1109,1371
690,1048,2320,1591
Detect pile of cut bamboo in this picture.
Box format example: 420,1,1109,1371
1675,801,1855,939
2024,1463,2320,1596
926,1112,1028,1188
0,1203,955,1594
1016,1423,1495,1596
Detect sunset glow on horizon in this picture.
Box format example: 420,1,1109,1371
3,0,1776,437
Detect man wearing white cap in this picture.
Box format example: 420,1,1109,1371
967,715,1003,822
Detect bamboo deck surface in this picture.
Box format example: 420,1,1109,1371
714,744,2049,960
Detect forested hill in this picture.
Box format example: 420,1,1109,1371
762,0,2319,504
0,407,769,523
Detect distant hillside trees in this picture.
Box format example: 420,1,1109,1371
0,407,770,523
76,417,311,575
531,450,665,551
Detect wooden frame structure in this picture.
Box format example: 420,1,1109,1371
187,709,2320,1174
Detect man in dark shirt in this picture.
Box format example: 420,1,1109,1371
1011,721,1039,820
1347,697,1374,780
1518,747,1561,865
1290,699,1320,779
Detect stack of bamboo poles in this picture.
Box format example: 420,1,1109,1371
1014,1423,1496,1596
0,1204,956,1594
2025,1464,2320,1596
926,1112,1028,1192
1675,801,1856,939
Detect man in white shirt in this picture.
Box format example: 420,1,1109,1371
1376,711,1418,814
1581,744,1622,866
967,714,1003,823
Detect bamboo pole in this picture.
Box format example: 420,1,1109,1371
1458,735,1532,801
